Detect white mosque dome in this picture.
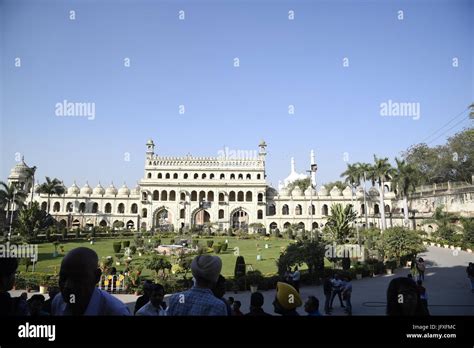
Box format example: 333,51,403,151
68,182,80,195
304,186,317,197
93,182,105,195
80,182,93,195
318,185,328,196
131,183,140,195
283,157,308,188
106,183,118,196
342,186,353,197
279,187,290,196
118,183,130,196
330,186,342,197
291,186,303,197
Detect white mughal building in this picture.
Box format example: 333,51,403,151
7,139,474,234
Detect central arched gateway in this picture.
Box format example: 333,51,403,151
154,207,173,231
231,208,249,230
192,209,210,226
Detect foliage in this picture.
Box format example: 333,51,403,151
286,177,311,193
145,255,172,280
206,240,214,248
424,206,462,244
322,180,345,191
323,203,357,244
35,177,65,213
221,242,228,252
378,227,426,265
14,202,52,240
234,256,246,278
276,239,325,278
212,243,222,254
246,270,264,287
122,240,130,248
112,242,122,253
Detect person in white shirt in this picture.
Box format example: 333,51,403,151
136,283,167,316
292,266,301,292
330,274,345,309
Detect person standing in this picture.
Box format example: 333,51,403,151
330,274,345,309
342,277,352,316
292,266,301,292
323,276,333,315
466,262,474,293
416,258,426,282
135,283,167,316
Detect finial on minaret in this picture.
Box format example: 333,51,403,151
146,139,155,159
291,157,296,173
258,140,267,158
310,150,317,188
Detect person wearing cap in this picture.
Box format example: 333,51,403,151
167,255,227,316
245,291,272,316
272,281,302,316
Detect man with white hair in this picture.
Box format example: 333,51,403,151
167,255,227,316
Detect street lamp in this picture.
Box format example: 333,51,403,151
307,163,318,241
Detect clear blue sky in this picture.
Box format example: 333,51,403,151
1,0,473,189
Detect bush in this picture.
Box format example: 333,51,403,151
130,246,137,255
123,241,130,248
234,256,246,278
113,242,122,253
207,240,214,248
213,243,222,254
385,260,398,271
246,270,264,287
192,240,199,248
170,239,175,244
221,243,228,252
75,229,80,238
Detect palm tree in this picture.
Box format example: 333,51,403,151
324,203,357,244
0,181,28,232
368,155,395,231
392,158,420,228
355,162,372,228
341,163,362,241
24,166,37,206
423,206,461,242
36,177,65,214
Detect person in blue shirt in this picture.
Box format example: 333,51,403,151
304,296,322,316
167,255,227,316
51,247,130,316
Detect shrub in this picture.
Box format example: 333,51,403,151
234,256,246,278
385,260,398,271
113,242,122,253
246,270,264,287
170,239,175,244
192,240,199,248
221,243,228,252
207,240,214,248
213,243,222,254
75,229,80,238
130,246,137,255
123,241,130,248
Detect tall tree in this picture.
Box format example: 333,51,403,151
286,177,311,193
35,177,65,214
323,203,357,244
368,155,395,231
423,206,461,243
0,181,27,224
24,166,37,206
392,158,420,228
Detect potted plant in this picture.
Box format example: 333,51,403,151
246,270,264,293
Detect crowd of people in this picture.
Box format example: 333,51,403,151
1,247,472,317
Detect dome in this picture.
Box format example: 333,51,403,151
342,186,353,197
105,183,118,196
356,187,365,198
369,186,379,196
118,183,130,196
93,182,105,195
304,186,317,197
146,139,154,146
282,157,308,188
318,185,328,196
80,182,92,195
291,186,303,197
8,157,30,179
279,187,290,196
131,183,140,195
330,186,342,197
68,181,80,195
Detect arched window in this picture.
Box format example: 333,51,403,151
199,191,206,202
282,204,289,215
210,174,215,179
153,190,159,201
161,190,168,201
118,203,125,214
257,174,261,180
180,209,185,219
322,204,328,216
92,202,98,213
283,222,291,229
245,191,252,202
147,173,151,179
142,192,147,201
194,173,199,179
41,202,47,211
361,204,365,214
173,173,178,179
202,173,207,179
180,192,186,201
169,191,176,201
229,191,236,201
246,174,251,180
131,203,138,214
191,191,197,201
158,173,162,179
295,204,302,215
220,174,225,180
219,193,225,202
66,202,73,213
237,191,244,202
257,193,263,202
105,203,112,213
257,210,263,219
142,208,147,218
230,174,235,180
79,202,86,213
385,204,390,213
184,173,188,179
218,209,224,219
207,191,214,202
238,174,243,180
53,202,61,212
165,173,170,179
268,204,276,216
374,204,380,214
308,204,315,215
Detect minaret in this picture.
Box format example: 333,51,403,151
310,150,317,188
290,157,296,173
146,139,155,159
258,140,267,160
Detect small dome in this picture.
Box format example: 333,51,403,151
318,185,328,196
342,186,353,197
330,186,342,197
291,186,303,197
146,139,154,146
279,187,290,196
68,181,80,195
118,183,130,196
93,182,105,195
9,157,30,179
131,183,140,195
369,186,379,196
304,186,317,197
356,187,365,198
80,182,92,195
105,183,118,196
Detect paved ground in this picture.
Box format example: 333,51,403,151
10,246,474,315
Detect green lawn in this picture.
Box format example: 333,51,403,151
28,236,298,277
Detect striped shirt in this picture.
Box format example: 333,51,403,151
166,287,227,316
